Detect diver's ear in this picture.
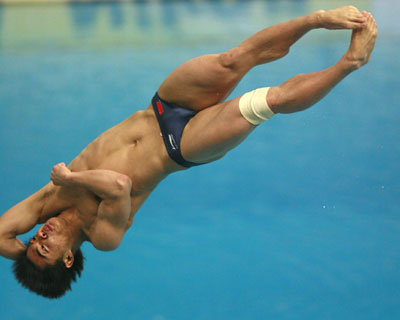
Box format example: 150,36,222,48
63,249,74,269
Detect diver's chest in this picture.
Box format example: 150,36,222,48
66,187,101,221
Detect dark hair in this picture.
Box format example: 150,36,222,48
12,247,84,299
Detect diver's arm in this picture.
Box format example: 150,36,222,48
51,163,132,251
0,238,26,260
51,163,131,224
51,163,132,200
0,190,46,260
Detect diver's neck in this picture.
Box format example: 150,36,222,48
58,208,88,250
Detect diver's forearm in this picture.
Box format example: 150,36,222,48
68,170,132,200
0,188,45,245
0,237,26,260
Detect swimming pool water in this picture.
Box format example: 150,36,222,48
0,1,399,319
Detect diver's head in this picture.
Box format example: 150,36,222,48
12,217,85,298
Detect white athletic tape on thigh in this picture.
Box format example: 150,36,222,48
239,87,274,126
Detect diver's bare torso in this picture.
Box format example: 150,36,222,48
39,105,185,233
69,106,182,193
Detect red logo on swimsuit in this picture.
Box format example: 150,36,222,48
156,100,164,115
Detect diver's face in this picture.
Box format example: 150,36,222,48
26,218,71,269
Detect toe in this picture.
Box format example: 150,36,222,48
350,22,363,29
352,13,367,22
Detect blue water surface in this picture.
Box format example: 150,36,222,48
0,1,399,319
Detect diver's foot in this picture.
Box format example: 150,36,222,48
314,6,367,30
343,11,378,70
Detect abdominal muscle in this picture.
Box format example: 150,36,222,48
63,106,186,224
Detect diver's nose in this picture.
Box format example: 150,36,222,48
39,230,48,239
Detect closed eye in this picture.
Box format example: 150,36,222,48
36,247,46,258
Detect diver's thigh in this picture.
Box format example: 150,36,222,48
157,53,248,112
180,97,254,163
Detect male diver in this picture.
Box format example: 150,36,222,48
0,6,377,298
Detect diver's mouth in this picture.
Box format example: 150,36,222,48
44,223,53,232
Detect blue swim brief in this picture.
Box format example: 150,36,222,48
151,92,204,168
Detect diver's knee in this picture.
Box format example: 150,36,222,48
219,47,245,69
239,87,276,125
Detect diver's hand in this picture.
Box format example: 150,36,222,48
50,162,72,186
